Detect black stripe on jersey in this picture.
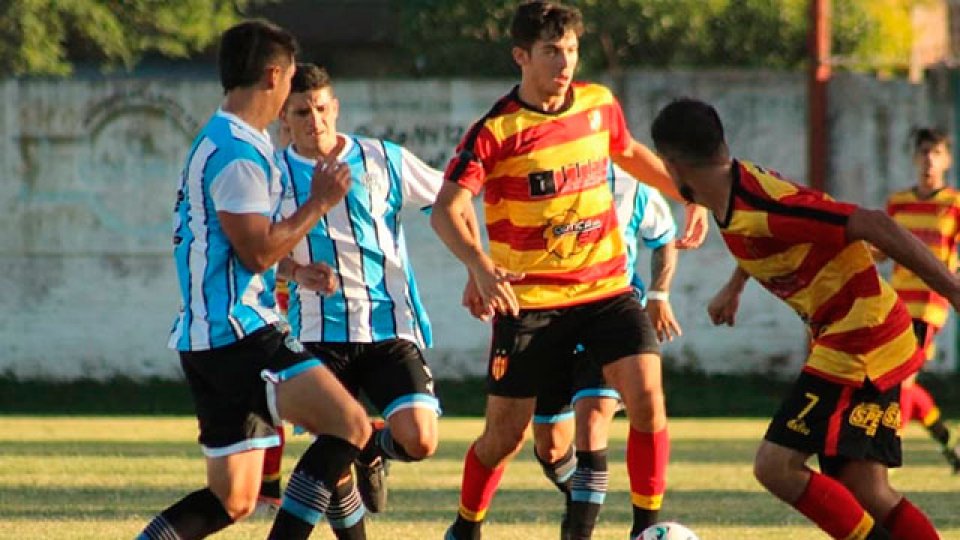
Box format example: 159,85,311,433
730,161,849,227
284,149,325,337
446,92,513,184
373,139,399,337
197,145,220,346
353,140,377,336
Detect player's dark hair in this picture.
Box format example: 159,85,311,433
510,1,583,50
218,19,297,93
651,98,726,166
291,63,332,94
913,127,950,152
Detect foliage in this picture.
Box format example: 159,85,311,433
398,0,926,76
0,0,269,76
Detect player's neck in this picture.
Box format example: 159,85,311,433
295,135,344,161
915,177,946,198
516,80,570,112
222,89,275,132
692,162,735,220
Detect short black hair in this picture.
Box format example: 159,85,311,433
510,1,583,50
291,63,332,94
913,127,950,152
218,19,297,92
651,98,726,165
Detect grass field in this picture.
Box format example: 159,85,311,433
1,417,959,539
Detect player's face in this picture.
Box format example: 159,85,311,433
269,58,296,119
281,87,339,156
915,140,951,187
518,30,579,99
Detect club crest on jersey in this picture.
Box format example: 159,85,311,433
588,110,602,132
361,170,389,197
490,349,509,381
543,210,602,259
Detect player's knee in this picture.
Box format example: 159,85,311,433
533,439,568,463
220,492,258,521
402,434,437,461
343,408,372,448
752,446,784,491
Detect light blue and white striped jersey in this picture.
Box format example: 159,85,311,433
169,110,284,352
610,165,677,304
276,135,441,348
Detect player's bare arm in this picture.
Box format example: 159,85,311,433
277,257,338,296
708,266,749,326
847,208,960,310
647,240,681,342
431,181,523,316
613,139,709,249
220,154,350,273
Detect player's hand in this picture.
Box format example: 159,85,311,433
471,259,524,317
309,153,351,209
291,262,338,296
462,276,495,321
676,204,709,249
707,284,741,326
647,299,682,342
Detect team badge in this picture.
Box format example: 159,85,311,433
283,332,305,354
588,110,602,132
490,349,509,381
361,170,389,198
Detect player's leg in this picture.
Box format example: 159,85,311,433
581,293,665,536
906,321,960,471
757,372,896,539
257,425,285,513
267,343,372,540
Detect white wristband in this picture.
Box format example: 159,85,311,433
646,290,669,301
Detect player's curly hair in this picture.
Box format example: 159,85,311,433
651,98,726,166
291,63,333,94
510,1,583,50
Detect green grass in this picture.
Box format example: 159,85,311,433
1,417,959,539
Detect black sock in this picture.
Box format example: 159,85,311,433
631,507,659,537
865,523,893,539
535,446,575,494
367,426,417,462
927,419,951,446
328,475,367,540
450,515,483,540
569,449,608,540
138,488,233,540
268,435,361,540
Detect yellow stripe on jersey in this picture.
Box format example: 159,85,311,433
489,131,610,179
753,170,800,200
809,321,917,385
735,243,812,282
485,86,615,142
512,275,629,308
725,209,773,237
784,244,874,318
485,184,613,227
818,282,899,337
489,231,624,275
894,212,955,233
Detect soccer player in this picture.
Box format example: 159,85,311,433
651,97,954,540
272,63,445,538
139,20,371,540
882,127,960,472
430,3,708,539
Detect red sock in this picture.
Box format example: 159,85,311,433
911,385,941,427
458,443,505,523
263,425,285,482
900,384,917,426
792,471,876,539
626,427,669,510
883,497,939,540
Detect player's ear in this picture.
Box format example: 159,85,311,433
511,46,530,68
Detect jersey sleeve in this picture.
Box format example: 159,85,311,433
210,159,271,215
637,187,677,249
444,121,499,196
399,146,444,209
766,188,858,248
607,95,631,155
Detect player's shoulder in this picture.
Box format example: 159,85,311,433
938,186,960,204
886,187,916,204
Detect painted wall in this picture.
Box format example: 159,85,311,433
1,70,953,380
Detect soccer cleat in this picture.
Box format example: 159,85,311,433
355,455,389,513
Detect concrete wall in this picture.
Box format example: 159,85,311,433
1,70,953,380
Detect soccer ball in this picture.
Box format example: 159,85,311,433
635,521,700,540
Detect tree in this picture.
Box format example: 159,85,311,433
0,0,270,76
398,0,924,76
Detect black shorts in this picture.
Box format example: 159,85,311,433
912,319,939,361
305,339,439,418
179,324,318,457
487,292,658,398
533,347,620,423
764,372,902,470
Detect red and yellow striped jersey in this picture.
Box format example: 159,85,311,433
886,187,960,328
720,160,921,390
445,83,631,309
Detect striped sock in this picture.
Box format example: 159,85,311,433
328,475,367,540
374,427,417,462
626,427,669,536
793,470,884,539
138,488,233,540
568,449,608,540
535,446,575,494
